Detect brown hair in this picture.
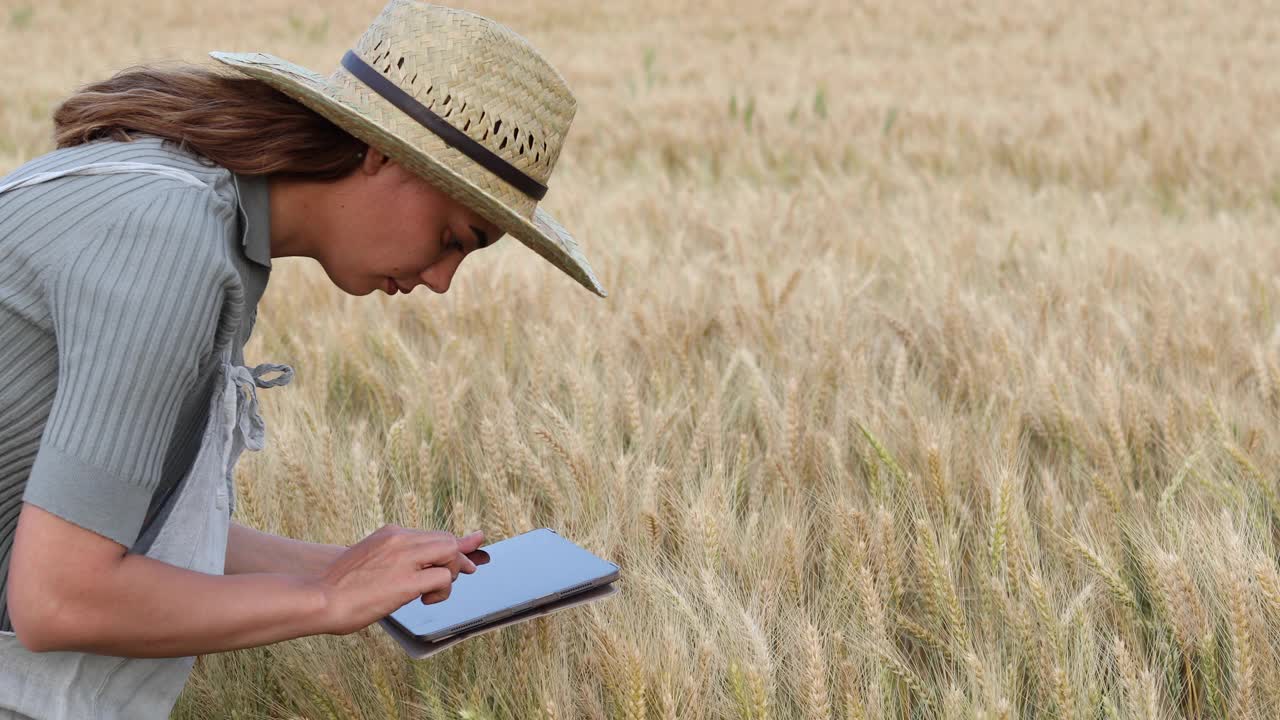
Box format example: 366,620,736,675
51,62,365,181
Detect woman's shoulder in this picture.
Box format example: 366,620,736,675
0,137,246,299
0,133,239,217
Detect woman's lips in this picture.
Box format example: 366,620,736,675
383,277,415,294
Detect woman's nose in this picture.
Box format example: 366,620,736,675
421,254,463,294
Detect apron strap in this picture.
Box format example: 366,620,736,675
0,161,209,195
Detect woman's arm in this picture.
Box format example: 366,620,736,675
225,521,347,577
8,503,329,657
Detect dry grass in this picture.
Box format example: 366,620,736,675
6,0,1280,717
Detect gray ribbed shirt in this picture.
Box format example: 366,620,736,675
0,134,273,631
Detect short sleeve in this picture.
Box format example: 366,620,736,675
23,186,237,548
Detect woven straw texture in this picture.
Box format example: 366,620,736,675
210,1,605,297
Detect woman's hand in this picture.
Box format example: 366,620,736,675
310,543,348,575
312,525,485,636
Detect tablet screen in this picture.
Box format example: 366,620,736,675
387,527,619,640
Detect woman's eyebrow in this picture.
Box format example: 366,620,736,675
469,225,491,249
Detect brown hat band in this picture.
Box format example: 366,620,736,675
340,49,549,201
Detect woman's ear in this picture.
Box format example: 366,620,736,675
360,146,392,173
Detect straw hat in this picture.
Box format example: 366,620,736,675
209,1,605,297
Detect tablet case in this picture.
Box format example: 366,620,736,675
386,527,620,642
377,582,618,658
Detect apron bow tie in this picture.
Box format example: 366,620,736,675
228,362,294,451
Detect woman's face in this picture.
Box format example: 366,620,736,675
322,148,504,296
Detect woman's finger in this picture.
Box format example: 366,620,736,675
457,530,485,554
411,534,462,567
415,566,452,599
421,583,453,605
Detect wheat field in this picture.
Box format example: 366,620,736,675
5,0,1280,717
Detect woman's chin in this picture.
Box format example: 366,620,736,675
364,274,388,296
332,273,397,296
335,274,382,296
374,276,399,296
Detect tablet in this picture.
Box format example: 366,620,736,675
384,527,620,643
378,584,619,659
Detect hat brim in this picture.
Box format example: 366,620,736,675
208,51,606,298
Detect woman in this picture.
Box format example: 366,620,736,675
0,2,605,718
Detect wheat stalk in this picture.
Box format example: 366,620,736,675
987,577,1033,659
895,612,956,665
1228,563,1256,717
306,679,341,720
926,444,947,521
800,619,832,720
1052,666,1075,720
623,369,642,441
363,457,386,533
1157,448,1200,516
521,439,565,510
534,425,589,494
1047,380,1076,447
1142,548,1204,672
450,498,467,536
371,663,401,720
746,662,771,720
914,517,968,648
1138,669,1163,720
888,344,908,412
697,505,721,567
855,563,932,713
687,400,711,478
961,650,992,705
1255,560,1280,617
640,465,662,550
873,506,904,601
857,422,906,494
1069,536,1138,612
750,369,777,455
386,416,408,472
1096,365,1132,481
278,444,312,538
741,606,774,720
1223,440,1280,517
784,377,802,473
1111,635,1142,714
988,471,1008,576
878,650,935,713
318,671,360,720
1088,472,1122,520
401,489,420,528
706,380,724,468
942,684,968,720
838,657,867,720
782,520,803,601
657,670,678,720
623,644,646,720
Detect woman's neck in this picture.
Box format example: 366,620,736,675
265,174,325,262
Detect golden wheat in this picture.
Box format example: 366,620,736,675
5,0,1280,717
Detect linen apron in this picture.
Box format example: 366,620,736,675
0,162,294,719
